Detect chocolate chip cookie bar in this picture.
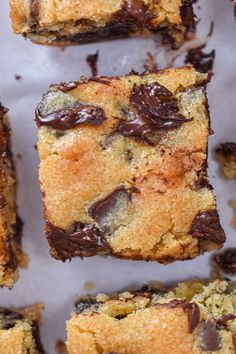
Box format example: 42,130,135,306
10,0,195,47
216,143,236,179
0,104,27,288
67,280,236,354
0,304,44,354
36,67,225,263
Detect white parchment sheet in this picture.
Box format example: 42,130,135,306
0,0,236,352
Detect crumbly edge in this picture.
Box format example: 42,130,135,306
73,280,236,333
0,304,45,354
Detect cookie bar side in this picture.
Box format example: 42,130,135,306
0,104,27,288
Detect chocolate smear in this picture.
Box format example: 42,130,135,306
86,51,99,77
200,318,221,352
185,44,215,73
195,164,211,190
185,303,200,333
114,0,154,28
217,314,236,326
35,105,106,130
117,83,191,144
216,143,236,157
190,210,226,244
158,300,200,333
46,222,111,261
143,52,158,72
214,248,236,274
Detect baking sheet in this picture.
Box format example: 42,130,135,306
0,0,236,352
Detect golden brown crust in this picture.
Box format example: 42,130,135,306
0,104,27,288
0,304,44,354
37,67,225,263
67,280,236,354
10,0,195,46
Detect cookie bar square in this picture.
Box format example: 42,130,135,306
36,67,225,263
67,280,236,354
0,304,44,354
0,104,27,288
216,143,236,179
10,0,195,47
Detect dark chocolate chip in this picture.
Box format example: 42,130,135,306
117,83,191,144
185,44,215,73
53,82,78,92
216,143,236,157
46,222,111,261
214,248,236,274
35,105,106,130
200,318,221,352
88,187,131,234
185,303,200,333
31,321,45,354
86,51,99,77
190,210,226,244
217,314,236,326
0,195,7,208
114,0,154,28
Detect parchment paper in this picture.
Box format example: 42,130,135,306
0,1,236,352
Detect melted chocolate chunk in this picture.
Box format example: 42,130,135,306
88,187,131,234
117,83,191,144
53,82,78,92
75,298,99,313
0,309,23,330
185,303,200,333
35,105,106,130
114,0,154,28
158,300,200,333
200,318,221,352
86,51,99,77
217,314,236,326
216,143,236,157
185,44,215,73
46,222,111,261
214,248,236,274
190,210,226,244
